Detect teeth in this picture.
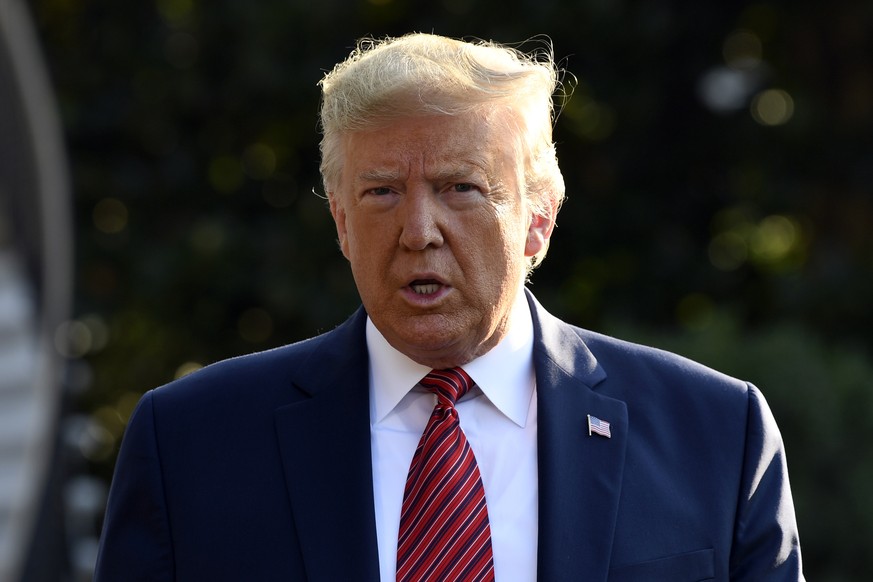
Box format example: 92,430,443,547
411,283,440,295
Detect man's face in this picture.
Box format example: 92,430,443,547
329,111,555,369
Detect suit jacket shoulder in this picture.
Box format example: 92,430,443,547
574,326,757,439
527,291,802,581
95,307,379,582
152,306,369,410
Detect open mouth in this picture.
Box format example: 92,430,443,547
409,279,443,295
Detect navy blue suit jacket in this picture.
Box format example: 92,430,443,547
94,291,802,580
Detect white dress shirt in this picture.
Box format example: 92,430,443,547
368,288,538,581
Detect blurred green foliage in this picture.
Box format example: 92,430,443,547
28,0,873,579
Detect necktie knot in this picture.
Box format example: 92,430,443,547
421,367,473,407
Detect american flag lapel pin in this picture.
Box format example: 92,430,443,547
587,414,612,438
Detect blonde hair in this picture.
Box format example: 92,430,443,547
318,33,567,268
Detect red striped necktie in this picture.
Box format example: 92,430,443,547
396,367,495,582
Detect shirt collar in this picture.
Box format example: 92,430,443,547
368,287,535,428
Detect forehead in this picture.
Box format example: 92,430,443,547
340,112,520,181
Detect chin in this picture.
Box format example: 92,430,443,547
391,329,472,368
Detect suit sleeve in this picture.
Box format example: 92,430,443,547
730,384,804,581
94,391,175,581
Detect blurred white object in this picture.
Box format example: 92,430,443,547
0,0,74,579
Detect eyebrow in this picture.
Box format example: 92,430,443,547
356,169,402,183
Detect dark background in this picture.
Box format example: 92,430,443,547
25,0,873,579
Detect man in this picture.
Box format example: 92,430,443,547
95,33,803,581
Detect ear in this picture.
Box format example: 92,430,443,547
328,193,351,260
524,202,558,258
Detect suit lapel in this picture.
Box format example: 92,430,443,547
273,308,381,581
528,292,628,582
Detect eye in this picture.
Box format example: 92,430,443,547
452,183,479,193
366,186,393,196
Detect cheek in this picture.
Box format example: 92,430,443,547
466,221,526,277
346,218,391,274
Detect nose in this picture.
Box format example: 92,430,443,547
398,189,444,251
